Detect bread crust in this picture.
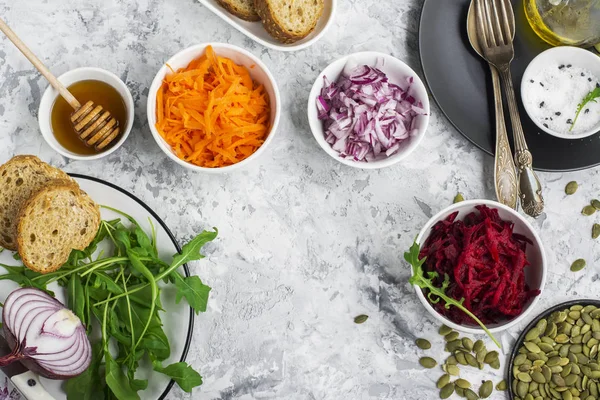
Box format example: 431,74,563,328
217,0,261,21
254,0,323,44
16,179,100,274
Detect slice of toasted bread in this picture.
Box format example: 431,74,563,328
17,180,100,274
217,0,261,21
254,0,324,44
0,155,73,250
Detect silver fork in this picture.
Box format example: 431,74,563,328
475,0,544,218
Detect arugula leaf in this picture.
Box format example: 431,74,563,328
571,87,600,131
171,229,218,270
68,275,86,323
129,379,148,391
404,240,501,348
173,272,211,314
104,349,141,400
94,271,125,295
152,360,203,393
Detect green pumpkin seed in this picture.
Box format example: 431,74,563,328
354,314,368,324
419,357,437,368
439,325,452,336
552,373,566,386
532,371,547,383
455,379,471,389
473,339,484,353
542,365,552,381
548,356,562,367
524,395,534,400
593,224,600,239
465,353,478,368
569,311,582,320
539,343,554,352
562,391,573,400
537,318,548,333
565,181,579,195
515,353,528,366
556,334,570,344
437,374,450,389
561,363,572,377
453,193,464,203
447,340,463,352
525,342,542,353
440,383,455,399
489,358,500,369
583,313,594,325
465,388,479,400
582,205,596,216
415,338,431,350
462,337,474,351
476,349,486,364
533,359,546,367
446,355,458,365
517,381,529,398
518,372,533,382
527,327,542,341
572,325,582,338
571,344,583,353
455,386,466,398
565,374,579,386
445,331,459,342
478,380,493,398
592,199,600,210
456,351,468,365
484,350,499,364
447,364,460,376
496,379,507,391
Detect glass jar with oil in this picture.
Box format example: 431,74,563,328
524,0,600,47
51,80,127,155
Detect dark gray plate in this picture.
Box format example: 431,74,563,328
419,0,600,172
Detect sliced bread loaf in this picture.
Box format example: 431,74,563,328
17,179,100,274
0,155,72,250
217,0,261,21
254,0,324,43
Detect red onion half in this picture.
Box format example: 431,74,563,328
1,288,91,379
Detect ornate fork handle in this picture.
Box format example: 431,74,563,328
497,64,545,217
490,65,518,209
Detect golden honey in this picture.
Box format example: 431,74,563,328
51,80,127,155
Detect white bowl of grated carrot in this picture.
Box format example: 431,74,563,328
147,43,281,173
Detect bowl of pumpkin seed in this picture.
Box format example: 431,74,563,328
509,299,600,400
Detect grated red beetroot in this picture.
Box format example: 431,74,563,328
419,205,540,326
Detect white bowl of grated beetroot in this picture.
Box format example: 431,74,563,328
307,52,430,169
412,199,547,334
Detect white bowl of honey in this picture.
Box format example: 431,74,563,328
38,67,134,160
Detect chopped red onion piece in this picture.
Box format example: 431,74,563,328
317,63,426,162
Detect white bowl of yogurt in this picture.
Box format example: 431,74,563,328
521,46,600,140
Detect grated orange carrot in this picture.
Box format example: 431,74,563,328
155,45,271,168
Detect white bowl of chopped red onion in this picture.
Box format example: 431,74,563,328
308,52,430,169
413,199,547,334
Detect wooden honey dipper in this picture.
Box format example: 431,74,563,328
0,18,120,150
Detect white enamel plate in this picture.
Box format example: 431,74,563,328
0,175,193,400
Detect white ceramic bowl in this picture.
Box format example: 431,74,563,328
521,46,600,139
147,43,281,173
197,0,337,52
413,200,547,334
307,52,430,169
39,67,134,160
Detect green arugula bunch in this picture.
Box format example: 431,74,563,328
404,241,500,348
0,207,217,400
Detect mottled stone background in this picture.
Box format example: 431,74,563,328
1,0,599,399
